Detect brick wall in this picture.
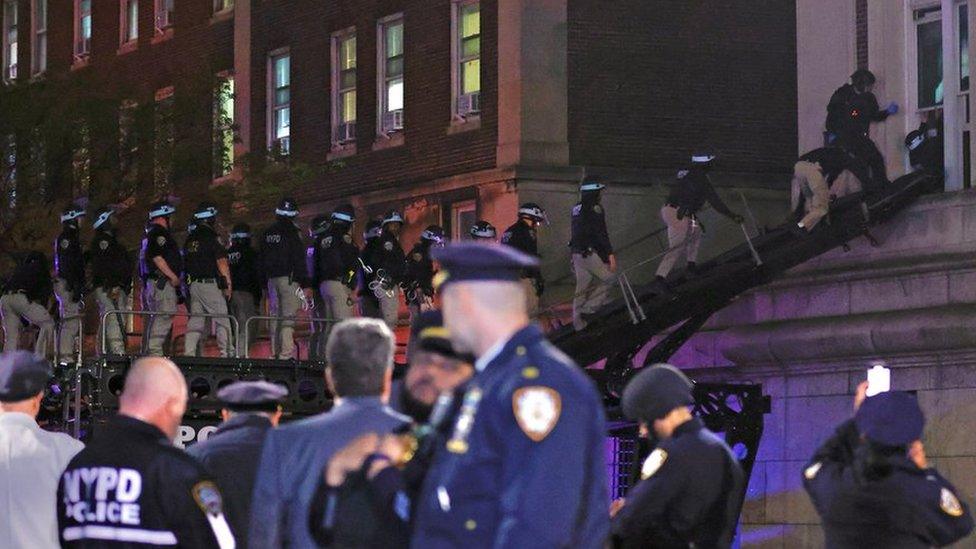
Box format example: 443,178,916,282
250,0,498,204
567,0,798,177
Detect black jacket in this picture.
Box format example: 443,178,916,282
187,414,274,549
227,241,262,301
611,418,745,549
364,232,406,284
569,201,614,262
89,229,133,291
502,221,543,283
55,226,86,289
826,84,889,137
403,242,435,303
5,253,53,303
313,226,360,287
259,218,309,287
182,224,228,281
142,224,183,282
799,147,872,187
57,415,234,548
666,167,737,219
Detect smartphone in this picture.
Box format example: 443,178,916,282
866,365,891,397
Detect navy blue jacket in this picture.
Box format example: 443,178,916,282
187,414,274,548
249,397,410,548
804,419,974,548
412,325,610,548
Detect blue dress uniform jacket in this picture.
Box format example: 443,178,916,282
803,419,974,548
412,325,610,549
249,397,410,548
187,414,274,548
611,417,744,549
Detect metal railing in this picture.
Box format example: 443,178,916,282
99,310,240,358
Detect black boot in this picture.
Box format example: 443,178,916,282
649,276,672,297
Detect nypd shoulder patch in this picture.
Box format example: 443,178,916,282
99,240,109,250
384,241,394,251
940,487,964,517
192,481,223,516
641,449,668,480
512,386,561,442
593,205,603,214
343,234,352,244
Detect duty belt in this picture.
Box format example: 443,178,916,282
187,277,218,284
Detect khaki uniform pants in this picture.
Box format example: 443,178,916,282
54,278,82,359
572,253,614,330
144,282,177,356
184,282,231,357
229,291,258,357
791,160,830,230
268,276,302,359
1,293,53,356
379,287,401,331
95,287,128,355
317,280,354,356
655,205,703,278
522,278,540,318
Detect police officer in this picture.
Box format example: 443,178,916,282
227,224,261,357
1,252,54,356
141,200,183,356
88,207,132,356
804,385,974,547
790,147,871,235
182,202,233,357
359,219,384,319
611,364,745,549
363,210,407,330
502,202,547,318
411,243,610,547
570,178,616,330
54,205,87,362
187,381,286,548
826,69,899,185
653,154,743,293
259,197,313,360
404,225,444,322
57,357,235,548
469,220,497,241
307,215,332,359
314,205,361,355
906,111,944,174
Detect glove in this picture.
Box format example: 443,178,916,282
886,102,899,115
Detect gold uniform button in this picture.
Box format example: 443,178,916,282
464,519,477,531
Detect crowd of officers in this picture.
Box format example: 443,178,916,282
1,241,973,549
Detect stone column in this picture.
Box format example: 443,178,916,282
233,0,252,160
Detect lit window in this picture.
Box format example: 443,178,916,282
74,0,92,61
268,51,290,154
213,0,233,15
377,15,404,134
154,87,175,193
154,0,174,34
453,1,481,117
119,100,138,186
213,74,235,178
2,0,16,82
915,8,943,110
331,29,356,147
120,0,139,46
31,0,45,75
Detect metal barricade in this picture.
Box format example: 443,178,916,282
99,310,241,358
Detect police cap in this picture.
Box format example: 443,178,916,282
855,391,925,447
691,152,717,165
276,197,299,217
217,380,288,412
622,363,695,422
421,225,445,244
906,130,926,151
518,203,548,223
431,242,539,289
0,351,53,402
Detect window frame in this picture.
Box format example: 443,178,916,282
73,0,92,63
2,0,17,82
153,0,173,37
912,6,944,113
267,48,291,155
30,0,45,76
451,0,481,120
451,199,477,241
212,71,235,180
331,27,357,149
119,0,139,50
376,14,404,136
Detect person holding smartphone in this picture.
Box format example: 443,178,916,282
803,381,973,547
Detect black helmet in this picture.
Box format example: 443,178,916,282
148,200,176,219
518,203,548,223
905,129,926,151
276,197,299,217
421,225,445,244
851,69,876,89
193,201,218,220
579,176,606,193
469,220,497,240
331,203,356,224
230,223,251,240
621,364,695,422
310,215,330,237
60,205,86,223
382,210,404,226
691,152,717,165
364,219,383,240
92,206,114,230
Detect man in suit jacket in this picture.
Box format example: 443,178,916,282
249,318,410,548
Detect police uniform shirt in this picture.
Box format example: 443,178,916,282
227,241,261,300
1,411,84,549
183,225,227,280
569,200,614,262
89,229,132,290
142,224,183,280
57,415,234,548
404,243,435,297
317,226,360,286
501,222,543,281
803,419,974,548
368,231,406,283
666,167,737,219
611,417,745,549
56,226,86,287
259,218,309,286
412,325,610,548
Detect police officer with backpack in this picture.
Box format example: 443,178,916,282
502,203,547,317
141,200,183,356
89,206,132,356
182,202,233,357
227,224,261,357
259,198,313,360
53,205,87,362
